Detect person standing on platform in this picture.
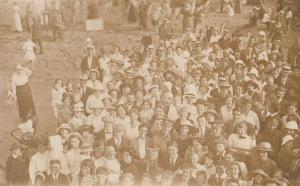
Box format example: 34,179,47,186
12,63,36,122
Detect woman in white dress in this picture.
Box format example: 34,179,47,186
22,35,36,70
12,1,23,32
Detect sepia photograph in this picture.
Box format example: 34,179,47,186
0,0,299,185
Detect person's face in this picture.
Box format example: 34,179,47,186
216,143,225,154
38,144,46,153
180,126,189,135
237,127,246,135
196,173,207,184
196,104,206,114
130,112,138,121
96,174,107,183
288,106,297,114
162,93,172,104
225,153,234,161
127,95,135,103
35,176,43,185
216,166,226,175
139,127,148,138
60,129,70,138
50,163,61,175
253,174,264,184
204,157,213,167
226,97,233,106
73,94,81,102
64,97,72,106
110,90,118,98
180,111,189,119
258,150,269,160
114,130,123,139
190,153,199,164
117,107,126,117
155,109,164,118
229,164,239,177
144,102,150,109
233,111,241,121
70,137,80,148
90,72,97,80
207,113,216,123
123,152,132,164
168,146,178,157
81,166,91,177
213,127,222,136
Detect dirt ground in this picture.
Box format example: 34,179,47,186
0,3,299,165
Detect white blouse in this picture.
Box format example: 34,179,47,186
12,69,32,95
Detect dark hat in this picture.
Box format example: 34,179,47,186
194,98,208,106
251,169,269,178
264,178,281,185
213,138,228,147
79,125,92,133
120,147,138,159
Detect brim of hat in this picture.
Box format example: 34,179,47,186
256,148,272,152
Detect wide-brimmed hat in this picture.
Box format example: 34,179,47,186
145,84,159,93
213,137,228,147
179,120,193,127
264,178,281,185
248,68,259,79
14,63,23,70
120,147,138,159
282,135,294,146
89,68,99,74
281,65,292,73
179,106,190,114
194,98,208,106
247,79,260,88
218,77,231,87
57,123,71,133
94,84,104,91
251,169,269,178
256,142,272,152
203,109,220,118
79,74,89,81
79,125,92,133
102,116,115,124
67,132,84,143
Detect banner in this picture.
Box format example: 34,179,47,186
86,18,104,31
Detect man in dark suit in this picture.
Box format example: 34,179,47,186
80,46,99,74
44,159,70,186
162,141,183,172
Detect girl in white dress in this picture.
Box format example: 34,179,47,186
22,35,36,70
51,79,66,118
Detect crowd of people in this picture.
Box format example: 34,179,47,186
3,0,300,186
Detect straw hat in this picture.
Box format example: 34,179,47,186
281,135,294,146
251,169,269,178
255,142,272,152
57,123,71,133
67,132,84,143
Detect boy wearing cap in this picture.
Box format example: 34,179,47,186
247,142,279,177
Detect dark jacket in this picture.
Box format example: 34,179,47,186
44,173,70,186
5,155,29,184
80,56,99,74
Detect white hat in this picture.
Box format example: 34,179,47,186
248,68,259,78
282,135,294,146
284,121,299,130
94,84,104,91
235,60,245,66
258,31,266,37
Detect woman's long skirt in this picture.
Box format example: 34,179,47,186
16,84,36,121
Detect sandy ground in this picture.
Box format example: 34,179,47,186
0,3,299,165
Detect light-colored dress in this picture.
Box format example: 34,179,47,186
66,149,82,179
22,39,36,61
51,87,66,118
12,4,23,32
